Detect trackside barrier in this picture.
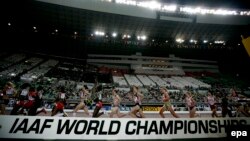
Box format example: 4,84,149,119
0,116,249,140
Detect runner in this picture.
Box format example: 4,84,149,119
109,88,126,118
92,97,104,118
204,91,218,117
10,83,30,115
185,91,199,118
159,87,179,118
28,86,47,116
51,86,68,117
128,86,145,118
72,86,91,116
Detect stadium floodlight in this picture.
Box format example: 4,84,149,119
116,0,136,6
137,1,161,10
8,22,11,26
162,5,177,12
137,36,141,40
203,40,208,43
137,35,146,40
95,31,105,36
179,6,240,16
100,32,105,36
176,38,184,43
214,9,237,15
246,11,249,15
190,39,197,43
141,35,147,40
180,7,201,14
240,11,250,16
123,34,131,39
148,1,161,10
110,0,250,16
232,11,238,15
216,9,228,15
112,32,117,37
214,40,224,44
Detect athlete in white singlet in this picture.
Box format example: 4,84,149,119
73,87,90,116
204,91,218,117
229,88,249,117
185,91,199,118
2,82,16,114
128,86,145,118
5,82,16,98
110,88,126,118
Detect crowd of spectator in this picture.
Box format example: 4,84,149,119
0,54,249,114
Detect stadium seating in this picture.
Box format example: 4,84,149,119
124,74,143,87
136,75,156,87
163,77,185,89
0,57,43,79
148,75,170,87
0,54,26,70
172,76,199,89
113,76,128,87
0,53,249,112
20,60,59,82
183,77,211,88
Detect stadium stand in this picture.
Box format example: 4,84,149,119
20,59,59,82
163,77,185,89
0,53,248,111
148,75,170,87
0,57,43,79
0,54,26,70
113,76,128,87
136,75,156,87
124,74,143,87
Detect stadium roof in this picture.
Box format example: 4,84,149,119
160,0,250,9
6,0,250,43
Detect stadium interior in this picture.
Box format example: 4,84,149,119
2,0,250,116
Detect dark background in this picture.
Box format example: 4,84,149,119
4,0,250,82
